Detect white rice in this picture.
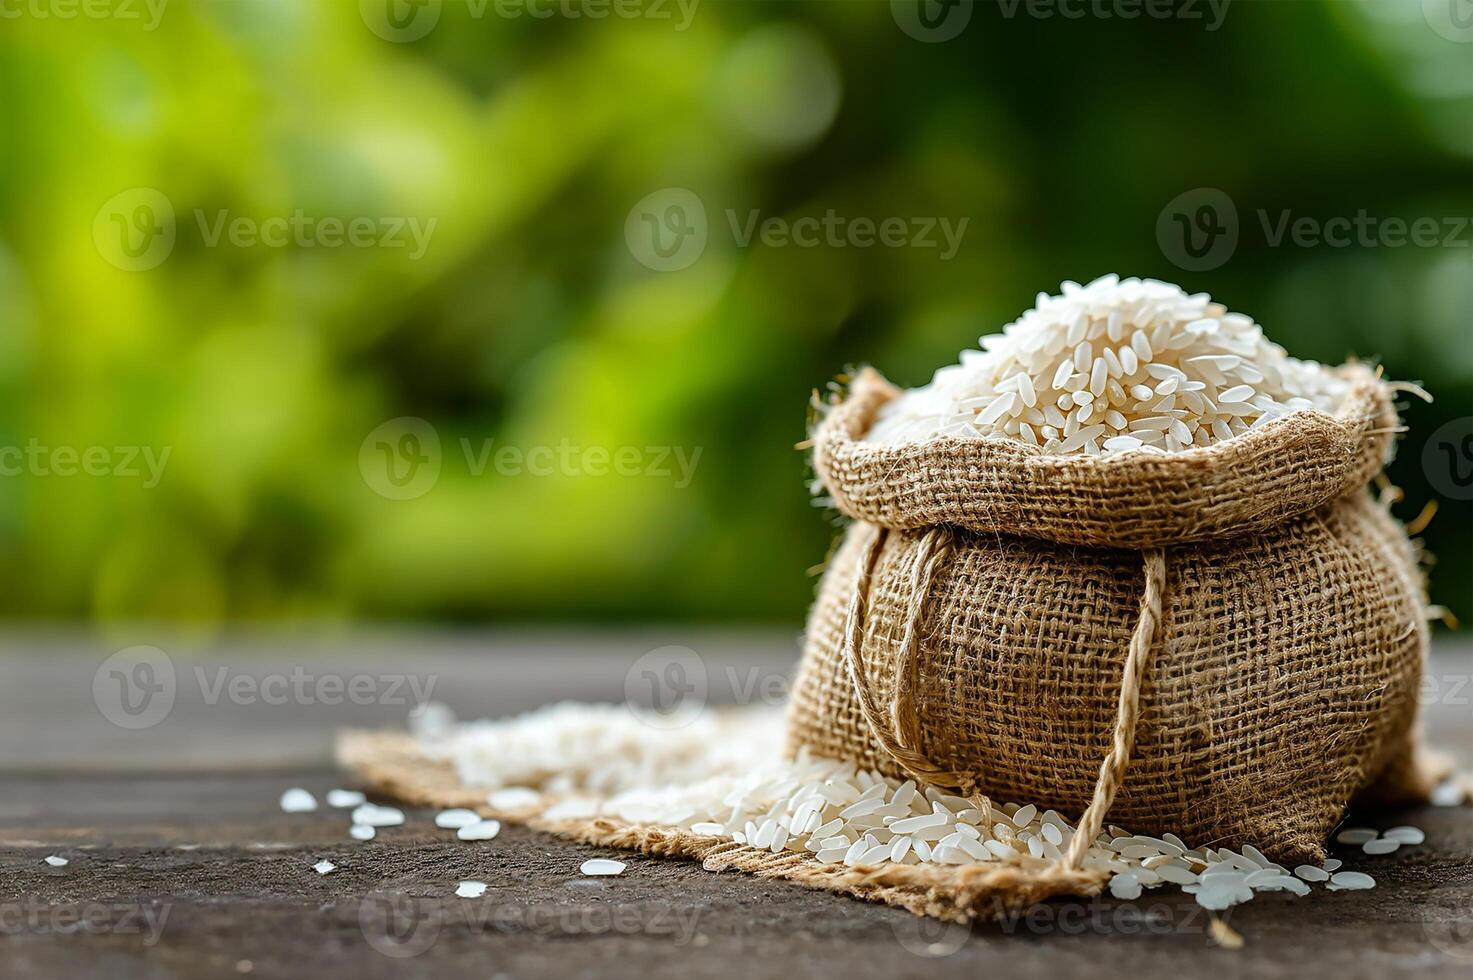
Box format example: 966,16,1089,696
456,819,502,841
417,701,1416,912
433,809,482,829
350,803,405,827
419,701,785,797
864,275,1348,454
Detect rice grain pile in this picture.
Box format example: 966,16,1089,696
866,275,1348,453
387,704,1457,913
415,701,785,797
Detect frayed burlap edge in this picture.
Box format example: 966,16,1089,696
335,730,1107,924
814,363,1398,548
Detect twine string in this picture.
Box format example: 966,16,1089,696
842,523,1168,873
1063,548,1167,868
842,524,990,801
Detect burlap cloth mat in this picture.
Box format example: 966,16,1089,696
336,730,1106,924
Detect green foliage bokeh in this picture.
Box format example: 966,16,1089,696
0,0,1468,629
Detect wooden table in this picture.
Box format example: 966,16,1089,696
3,631,1470,979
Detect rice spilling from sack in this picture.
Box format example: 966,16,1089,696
400,701,1437,911
414,701,786,797
865,275,1348,453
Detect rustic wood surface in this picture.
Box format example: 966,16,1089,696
2,631,1470,979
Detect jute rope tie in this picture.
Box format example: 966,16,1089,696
842,523,1168,872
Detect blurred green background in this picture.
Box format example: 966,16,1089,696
0,0,1468,631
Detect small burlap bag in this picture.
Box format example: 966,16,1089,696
789,363,1445,867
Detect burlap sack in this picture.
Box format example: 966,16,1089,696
788,364,1442,864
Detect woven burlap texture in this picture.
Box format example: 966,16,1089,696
335,730,1105,924
813,365,1398,548
789,365,1437,864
